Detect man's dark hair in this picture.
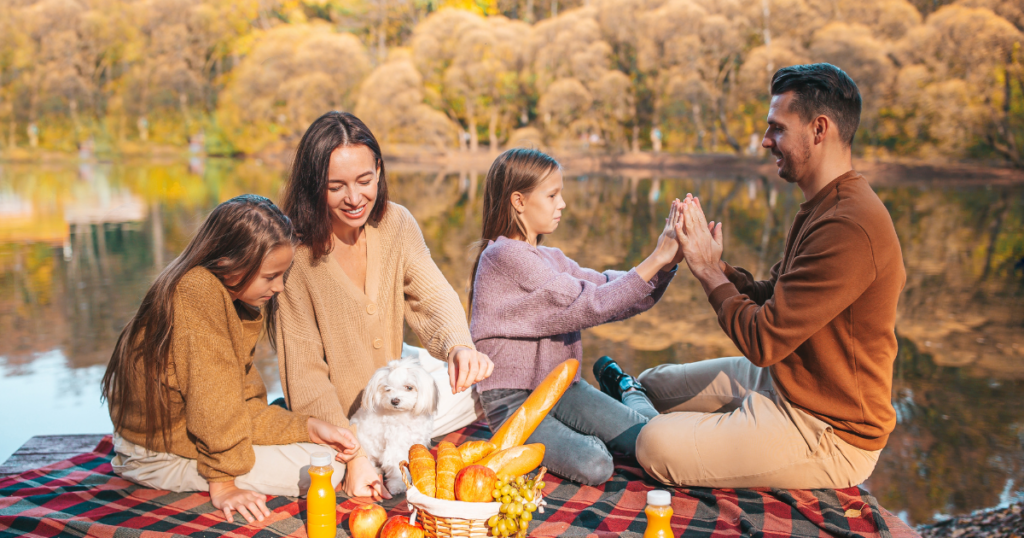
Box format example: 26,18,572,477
770,63,862,147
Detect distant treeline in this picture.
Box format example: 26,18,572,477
0,0,1021,165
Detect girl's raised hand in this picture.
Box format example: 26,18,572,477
209,479,271,524
307,418,360,463
635,198,685,281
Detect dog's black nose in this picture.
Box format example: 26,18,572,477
391,398,401,406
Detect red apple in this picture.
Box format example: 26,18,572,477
454,465,498,503
380,516,424,538
348,503,388,538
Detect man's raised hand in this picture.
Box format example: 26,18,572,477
674,195,729,295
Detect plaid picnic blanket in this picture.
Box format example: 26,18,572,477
0,425,908,538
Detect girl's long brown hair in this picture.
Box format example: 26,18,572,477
468,148,561,311
101,194,296,448
282,111,389,263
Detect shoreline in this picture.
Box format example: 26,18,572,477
919,499,1023,537
3,147,1023,187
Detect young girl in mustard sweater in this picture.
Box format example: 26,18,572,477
102,195,359,525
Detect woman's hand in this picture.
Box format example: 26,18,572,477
636,198,684,281
307,418,360,463
209,479,271,524
342,456,392,500
448,346,494,393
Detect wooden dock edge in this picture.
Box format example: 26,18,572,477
0,434,107,478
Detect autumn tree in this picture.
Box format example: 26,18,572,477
217,23,372,153
354,51,458,149
888,4,1023,163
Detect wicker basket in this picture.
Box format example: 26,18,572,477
399,461,547,538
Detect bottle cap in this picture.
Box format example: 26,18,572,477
310,452,332,467
647,489,671,506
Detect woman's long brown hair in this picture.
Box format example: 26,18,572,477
101,194,296,449
468,148,561,312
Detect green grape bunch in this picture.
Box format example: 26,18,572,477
486,468,547,537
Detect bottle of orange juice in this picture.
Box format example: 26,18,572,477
307,452,337,538
644,489,673,538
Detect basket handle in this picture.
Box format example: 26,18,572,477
399,460,413,490
531,467,547,498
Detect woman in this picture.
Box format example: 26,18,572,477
469,149,682,485
275,111,493,499
102,195,360,525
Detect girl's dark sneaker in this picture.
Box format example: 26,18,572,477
594,355,647,401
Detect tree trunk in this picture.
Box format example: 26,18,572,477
488,109,499,151
762,0,773,74
179,93,192,137
525,0,534,23
377,0,388,63
717,102,741,152
467,100,479,152
992,65,1022,167
692,103,705,151
630,100,643,152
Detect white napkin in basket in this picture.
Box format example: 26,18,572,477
405,486,502,520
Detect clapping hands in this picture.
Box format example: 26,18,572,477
668,195,731,295
639,195,727,290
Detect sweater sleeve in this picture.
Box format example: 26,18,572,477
480,243,658,338
709,217,876,368
276,267,354,431
244,365,311,447
399,207,476,360
721,261,780,306
171,293,257,482
607,266,676,322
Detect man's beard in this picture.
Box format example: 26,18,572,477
777,136,811,183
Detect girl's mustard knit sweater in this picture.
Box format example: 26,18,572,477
113,267,311,482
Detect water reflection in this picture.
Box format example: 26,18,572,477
0,158,1021,525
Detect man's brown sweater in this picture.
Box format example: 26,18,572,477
113,267,311,482
708,171,906,451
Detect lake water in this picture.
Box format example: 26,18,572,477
0,157,1021,526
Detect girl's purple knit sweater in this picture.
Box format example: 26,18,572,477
470,236,676,392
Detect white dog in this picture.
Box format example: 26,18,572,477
351,356,439,494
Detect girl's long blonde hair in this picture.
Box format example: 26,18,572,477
101,195,296,448
468,148,561,311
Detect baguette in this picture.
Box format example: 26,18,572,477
458,440,497,466
489,359,579,450
480,444,545,477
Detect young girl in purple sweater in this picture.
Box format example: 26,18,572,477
469,149,683,485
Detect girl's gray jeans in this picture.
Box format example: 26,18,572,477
479,380,658,486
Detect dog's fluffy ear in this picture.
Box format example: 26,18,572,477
361,366,391,413
412,365,440,416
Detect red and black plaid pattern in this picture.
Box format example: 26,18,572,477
0,426,898,538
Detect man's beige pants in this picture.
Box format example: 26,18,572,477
111,435,346,497
635,357,881,490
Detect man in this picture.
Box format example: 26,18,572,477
596,63,906,489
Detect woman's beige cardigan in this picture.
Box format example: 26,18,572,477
275,202,475,433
